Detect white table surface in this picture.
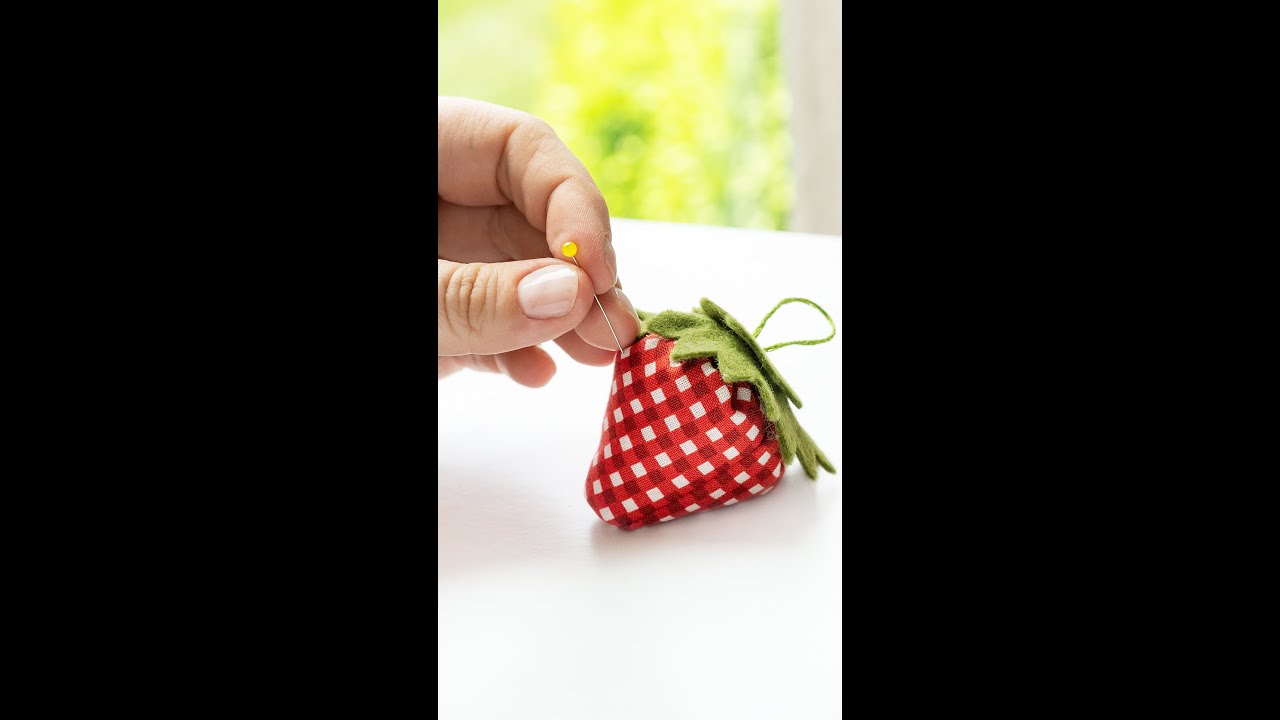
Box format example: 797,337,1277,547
439,219,843,719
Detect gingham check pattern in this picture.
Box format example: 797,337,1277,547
586,336,784,530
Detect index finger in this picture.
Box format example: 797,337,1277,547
438,97,617,293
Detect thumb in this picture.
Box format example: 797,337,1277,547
438,258,595,356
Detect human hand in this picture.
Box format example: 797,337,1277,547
438,97,639,387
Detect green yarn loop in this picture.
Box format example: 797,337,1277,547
636,298,836,480
753,298,837,352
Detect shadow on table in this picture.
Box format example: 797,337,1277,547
586,469,825,558
439,457,830,579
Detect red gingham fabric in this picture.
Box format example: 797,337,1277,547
586,336,784,530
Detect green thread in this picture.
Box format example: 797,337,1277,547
752,298,837,352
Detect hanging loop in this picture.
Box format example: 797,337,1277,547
752,297,837,352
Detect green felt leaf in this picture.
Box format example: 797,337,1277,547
638,299,835,479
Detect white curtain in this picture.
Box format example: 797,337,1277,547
782,0,843,235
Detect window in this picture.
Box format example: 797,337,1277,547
439,0,791,230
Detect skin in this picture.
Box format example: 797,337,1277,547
438,97,640,387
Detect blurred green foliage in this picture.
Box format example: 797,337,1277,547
438,0,791,230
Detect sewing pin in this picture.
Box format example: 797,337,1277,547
561,241,624,353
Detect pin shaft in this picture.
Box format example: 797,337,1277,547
569,256,624,353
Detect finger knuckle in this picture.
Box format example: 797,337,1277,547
441,262,497,342
523,114,557,139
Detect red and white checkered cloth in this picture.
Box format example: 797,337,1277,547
586,336,784,529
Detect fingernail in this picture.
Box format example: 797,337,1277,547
613,286,637,319
605,243,618,287
519,265,578,319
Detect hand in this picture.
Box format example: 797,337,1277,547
438,97,639,387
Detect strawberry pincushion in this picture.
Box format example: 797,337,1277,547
586,298,835,530
587,335,779,529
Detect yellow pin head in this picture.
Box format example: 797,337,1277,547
561,241,578,258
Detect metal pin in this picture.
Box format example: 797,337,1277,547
561,242,624,353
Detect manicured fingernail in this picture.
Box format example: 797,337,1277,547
605,243,618,287
613,286,637,319
519,265,578,319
